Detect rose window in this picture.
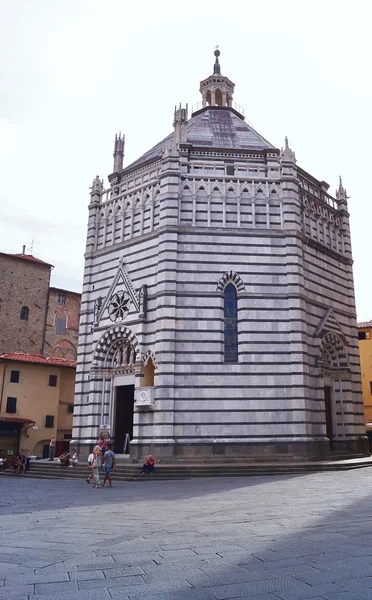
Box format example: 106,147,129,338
108,291,130,322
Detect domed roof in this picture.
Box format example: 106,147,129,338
123,107,275,173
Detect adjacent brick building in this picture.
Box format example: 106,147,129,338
0,249,81,360
0,249,81,459
44,287,80,360
0,250,52,355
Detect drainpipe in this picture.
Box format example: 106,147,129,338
0,362,10,414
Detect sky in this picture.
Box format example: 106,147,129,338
1,0,371,320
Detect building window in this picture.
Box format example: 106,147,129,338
226,165,235,176
57,293,66,305
358,332,366,340
10,370,20,383
20,306,29,321
56,318,66,335
49,374,57,387
64,433,72,440
370,382,372,395
224,283,238,363
6,397,17,413
45,415,54,428
68,404,74,413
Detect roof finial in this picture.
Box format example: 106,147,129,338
336,175,347,203
213,46,221,74
282,136,296,163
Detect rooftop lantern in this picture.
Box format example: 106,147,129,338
199,47,235,108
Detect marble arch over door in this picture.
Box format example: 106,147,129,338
90,326,141,451
317,332,351,444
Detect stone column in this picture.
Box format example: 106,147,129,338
192,194,196,226
129,209,134,238
150,200,154,231
102,219,107,247
120,212,125,241
139,206,144,235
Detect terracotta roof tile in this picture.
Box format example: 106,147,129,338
0,416,35,424
0,352,76,368
358,321,372,328
0,252,53,267
12,253,53,266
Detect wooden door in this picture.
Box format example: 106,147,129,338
324,385,333,444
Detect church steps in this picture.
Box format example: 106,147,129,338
2,456,372,482
115,453,367,465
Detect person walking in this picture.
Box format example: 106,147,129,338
102,444,116,488
48,435,56,461
86,451,94,484
91,445,103,489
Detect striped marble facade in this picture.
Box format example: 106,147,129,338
71,95,367,461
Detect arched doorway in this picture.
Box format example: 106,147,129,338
110,341,138,453
318,332,350,448
92,326,141,455
91,327,158,455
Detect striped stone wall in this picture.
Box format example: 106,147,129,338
71,134,367,460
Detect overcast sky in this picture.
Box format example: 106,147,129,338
1,1,371,320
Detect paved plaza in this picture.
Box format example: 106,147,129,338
2,470,372,599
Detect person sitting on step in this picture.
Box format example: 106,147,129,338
141,455,155,474
68,449,78,467
58,452,70,467
12,455,22,474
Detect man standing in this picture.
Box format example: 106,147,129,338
48,435,56,461
102,444,115,488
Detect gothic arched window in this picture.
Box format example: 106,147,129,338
20,306,29,321
224,283,238,363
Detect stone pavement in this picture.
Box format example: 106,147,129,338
2,469,372,599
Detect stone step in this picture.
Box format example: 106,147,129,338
31,455,372,472
116,453,366,465
2,456,372,482
32,460,372,471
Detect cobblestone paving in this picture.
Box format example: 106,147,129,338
1,469,372,599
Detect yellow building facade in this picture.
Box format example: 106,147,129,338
358,322,372,424
0,352,76,460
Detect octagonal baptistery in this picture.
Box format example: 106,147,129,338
72,50,367,461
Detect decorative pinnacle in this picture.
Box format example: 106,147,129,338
285,136,289,149
213,46,221,74
336,175,348,202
